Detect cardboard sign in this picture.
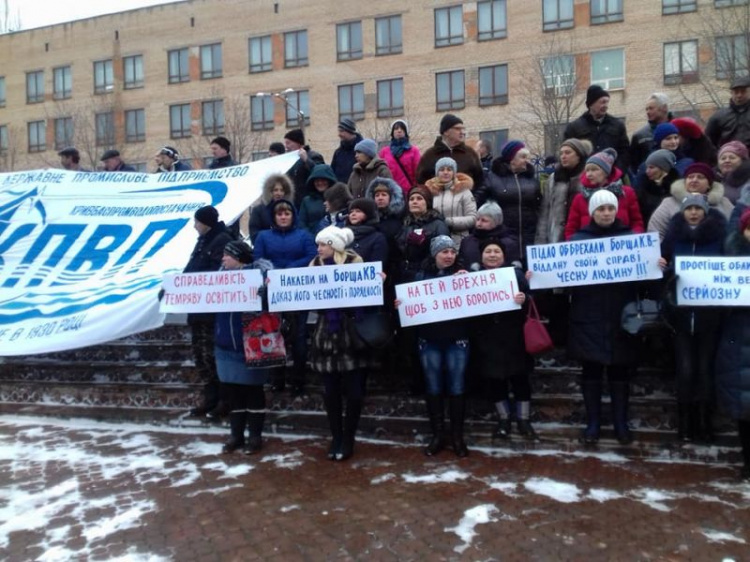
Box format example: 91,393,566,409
160,269,263,313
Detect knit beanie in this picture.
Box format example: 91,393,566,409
435,157,458,176
269,142,286,155
408,185,433,210
652,122,680,147
348,198,379,223
671,117,703,140
740,208,750,232
718,140,749,161
585,84,610,108
645,149,677,173
561,138,593,160
684,162,715,184
479,237,507,256
284,128,305,146
223,240,253,264
194,205,219,228
354,138,378,159
338,118,357,134
439,113,463,135
211,136,230,151
391,119,409,138
477,202,504,226
316,225,354,253
588,189,619,216
324,182,353,210
680,194,709,214
586,148,618,176
430,235,456,257
500,140,526,162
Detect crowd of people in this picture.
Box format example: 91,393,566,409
167,80,750,480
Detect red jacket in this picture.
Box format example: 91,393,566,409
379,145,421,196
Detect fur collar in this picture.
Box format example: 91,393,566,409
425,172,474,195
670,179,726,206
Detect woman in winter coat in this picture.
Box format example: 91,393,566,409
309,226,369,461
564,148,644,240
299,164,337,235
717,141,749,203
379,119,421,196
567,190,639,445
425,157,477,244
477,140,541,262
472,238,536,441
214,240,275,454
459,202,519,269
659,195,727,443
319,182,353,231
671,117,718,168
346,198,388,265
365,177,405,280
716,209,750,480
247,174,295,243
648,162,734,241
535,138,592,245
634,149,680,226
347,138,393,199
641,122,694,177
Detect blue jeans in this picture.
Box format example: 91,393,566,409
418,338,469,396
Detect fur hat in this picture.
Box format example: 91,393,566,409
338,118,357,134
681,194,709,214
316,225,354,253
477,202,504,226
430,235,456,257
211,136,230,151
671,117,703,140
194,205,219,228
439,113,463,135
684,162,715,184
391,119,409,138
408,185,433,210
718,140,749,161
585,84,609,108
324,182,353,211
740,208,750,233
284,129,305,146
588,190,619,216
435,157,458,176
223,240,253,264
652,123,680,147
586,148,618,176
561,139,593,160
354,138,378,159
348,198,378,223
479,236,507,256
500,140,526,162
645,149,677,172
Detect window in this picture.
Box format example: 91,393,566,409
123,55,144,89
435,6,463,47
590,48,625,89
375,16,402,55
543,0,574,31
252,151,270,161
54,117,73,150
200,43,223,79
249,36,272,73
542,55,576,96
26,71,44,104
202,100,224,136
715,0,749,6
168,48,189,83
715,35,750,80
27,121,46,153
377,78,404,117
338,83,365,121
285,90,310,128
251,95,274,131
284,30,309,68
478,1,507,41
94,60,114,94
479,65,508,106
170,104,192,139
436,70,465,111
53,66,72,100
662,0,697,14
95,112,114,147
130,162,148,173
664,40,698,84
480,130,508,155
0,125,8,153
337,21,362,61
125,109,146,142
590,0,623,24
0,76,5,107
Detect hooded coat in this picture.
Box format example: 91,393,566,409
253,200,317,269
299,165,337,234
426,172,477,244
286,146,325,207
247,174,295,243
365,177,406,278
347,157,393,199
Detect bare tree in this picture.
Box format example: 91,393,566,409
0,124,21,172
356,101,433,150
0,0,21,33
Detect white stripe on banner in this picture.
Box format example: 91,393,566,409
0,153,298,355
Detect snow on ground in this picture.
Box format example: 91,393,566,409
701,530,747,544
524,477,582,503
402,469,470,484
444,504,500,554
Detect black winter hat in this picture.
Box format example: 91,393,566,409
211,136,231,151
479,237,507,256
439,114,464,135
585,85,610,108
348,198,379,223
224,240,253,264
269,142,286,155
338,118,357,134
194,205,219,228
324,182,353,211
284,129,306,146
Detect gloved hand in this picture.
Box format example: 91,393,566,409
407,229,426,246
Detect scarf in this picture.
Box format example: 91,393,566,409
581,180,624,200
390,137,412,158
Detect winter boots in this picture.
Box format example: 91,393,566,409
609,381,633,445
424,394,445,456
339,399,363,461
492,400,512,440
449,395,469,458
244,409,265,455
222,410,247,454
580,380,602,445
324,394,344,460
516,401,539,441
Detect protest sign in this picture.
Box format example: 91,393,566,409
267,262,383,312
526,232,662,290
676,256,750,306
395,267,520,328
160,269,263,313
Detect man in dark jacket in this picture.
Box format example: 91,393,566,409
208,136,236,169
183,205,235,417
154,146,192,173
564,85,630,172
330,118,363,183
59,147,90,172
629,92,672,175
100,149,136,172
416,114,484,189
705,76,750,149
284,128,325,207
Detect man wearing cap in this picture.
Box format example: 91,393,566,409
208,136,236,169
100,149,136,172
154,146,192,173
705,77,750,149
564,84,630,172
283,128,324,207
415,114,484,189
629,93,673,175
183,205,235,418
58,147,89,172
330,118,364,183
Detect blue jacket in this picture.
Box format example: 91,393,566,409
253,200,317,269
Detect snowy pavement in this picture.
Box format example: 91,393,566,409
1,415,749,561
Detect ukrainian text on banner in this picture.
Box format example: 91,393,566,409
395,267,520,328
267,262,384,312
160,270,263,313
0,152,298,356
526,232,662,290
676,256,750,306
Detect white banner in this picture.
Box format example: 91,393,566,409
395,267,521,327
676,256,750,306
0,152,298,355
267,262,384,312
526,232,662,290
160,269,263,313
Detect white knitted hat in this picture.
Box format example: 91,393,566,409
315,225,354,253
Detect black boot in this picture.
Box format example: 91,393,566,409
579,380,602,445
696,402,715,444
677,403,693,442
492,400,511,440
206,383,231,421
244,410,265,455
222,410,247,454
190,379,220,417
516,401,539,442
324,393,343,460
610,381,633,445
424,394,445,456
338,399,363,461
449,395,469,458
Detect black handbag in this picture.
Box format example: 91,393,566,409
620,297,666,335
351,309,394,350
